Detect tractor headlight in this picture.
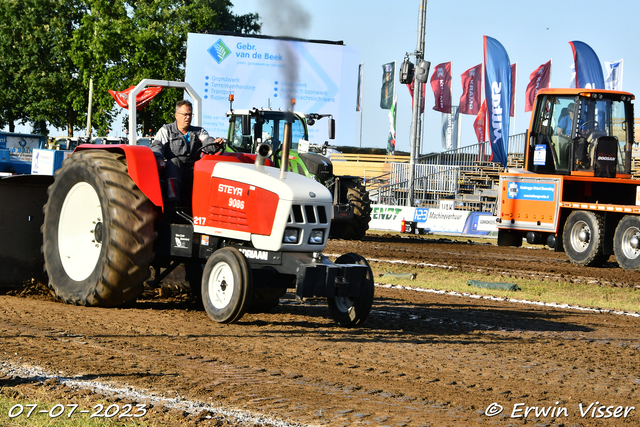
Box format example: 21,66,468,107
308,230,324,244
283,228,299,243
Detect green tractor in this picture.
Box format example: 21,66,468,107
225,107,371,240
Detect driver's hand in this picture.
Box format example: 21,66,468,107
214,137,225,147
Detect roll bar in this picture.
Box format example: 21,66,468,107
127,79,202,145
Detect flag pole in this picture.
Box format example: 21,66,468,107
359,63,364,148
408,0,427,207
512,62,517,158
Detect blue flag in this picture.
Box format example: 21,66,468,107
483,36,511,167
569,41,605,89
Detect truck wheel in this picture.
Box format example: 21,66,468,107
613,215,640,270
201,247,252,323
332,180,371,240
42,150,156,307
562,210,607,267
328,253,375,327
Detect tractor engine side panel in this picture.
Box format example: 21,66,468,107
192,161,279,238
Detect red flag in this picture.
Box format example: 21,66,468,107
510,63,517,117
430,62,452,113
108,85,163,111
524,60,551,112
406,80,426,114
473,99,487,144
459,64,481,115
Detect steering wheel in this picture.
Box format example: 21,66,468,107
196,138,227,156
579,120,598,136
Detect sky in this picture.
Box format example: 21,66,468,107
231,0,640,155
6,0,639,154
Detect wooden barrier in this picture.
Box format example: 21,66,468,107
330,153,410,179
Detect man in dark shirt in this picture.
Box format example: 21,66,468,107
150,100,223,204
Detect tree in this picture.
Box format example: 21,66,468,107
0,0,40,132
116,0,261,136
0,0,261,136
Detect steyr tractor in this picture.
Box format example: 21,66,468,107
0,80,375,326
225,103,372,240
497,88,640,270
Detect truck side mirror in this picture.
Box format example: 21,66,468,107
241,115,251,136
328,118,335,140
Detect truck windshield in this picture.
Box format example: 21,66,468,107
576,97,629,174
229,114,307,153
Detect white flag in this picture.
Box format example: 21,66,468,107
569,64,576,89
605,59,623,90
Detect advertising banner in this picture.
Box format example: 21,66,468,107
430,62,452,114
441,106,461,150
185,33,358,142
604,59,623,91
459,64,481,115
524,60,551,113
422,209,471,233
356,63,364,111
462,212,498,235
569,41,605,89
380,62,395,109
483,36,511,167
473,99,487,144
369,205,416,232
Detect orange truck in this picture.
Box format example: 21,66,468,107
497,88,639,269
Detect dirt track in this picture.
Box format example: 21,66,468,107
1,234,640,426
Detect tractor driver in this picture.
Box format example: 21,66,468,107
151,100,223,206
557,103,574,138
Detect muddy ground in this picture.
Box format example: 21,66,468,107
1,234,640,426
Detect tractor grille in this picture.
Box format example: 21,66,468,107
289,204,329,224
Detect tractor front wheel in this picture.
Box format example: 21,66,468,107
328,253,375,327
201,247,252,323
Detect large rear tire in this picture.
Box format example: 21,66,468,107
201,247,252,323
613,215,640,270
42,150,156,307
331,180,371,240
328,253,375,327
562,210,607,267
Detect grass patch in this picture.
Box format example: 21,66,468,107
369,261,640,313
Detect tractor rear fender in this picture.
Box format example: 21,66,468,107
74,144,163,209
0,174,53,286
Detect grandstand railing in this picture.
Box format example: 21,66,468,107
370,132,527,207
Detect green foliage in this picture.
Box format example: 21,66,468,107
0,0,261,136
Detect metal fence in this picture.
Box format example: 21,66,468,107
416,132,527,166
371,133,527,206
375,164,460,206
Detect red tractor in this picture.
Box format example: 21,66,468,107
16,80,375,326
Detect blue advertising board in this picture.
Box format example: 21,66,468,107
507,181,555,201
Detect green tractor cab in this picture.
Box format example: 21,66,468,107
226,108,371,240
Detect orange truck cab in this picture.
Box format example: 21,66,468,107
497,88,640,269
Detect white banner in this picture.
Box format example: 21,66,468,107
604,59,623,91
185,33,359,143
